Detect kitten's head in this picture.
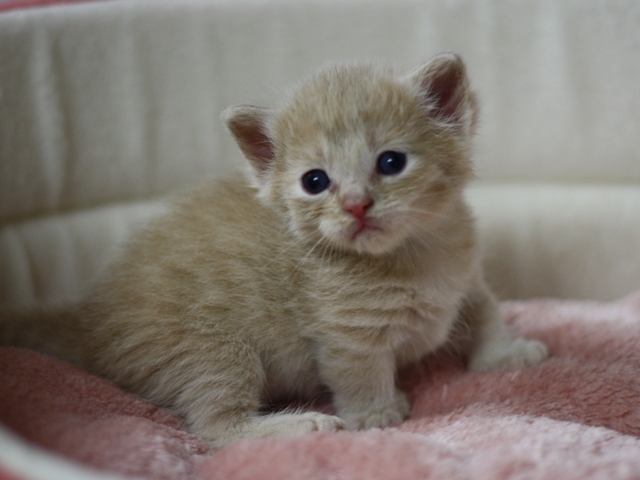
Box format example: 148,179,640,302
223,53,478,255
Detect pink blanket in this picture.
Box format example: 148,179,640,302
2,292,640,480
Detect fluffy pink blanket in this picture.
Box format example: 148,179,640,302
2,292,640,480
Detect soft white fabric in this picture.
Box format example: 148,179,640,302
0,425,129,480
469,184,640,301
0,200,166,306
0,0,639,307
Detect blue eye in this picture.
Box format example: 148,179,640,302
377,151,407,176
302,169,331,194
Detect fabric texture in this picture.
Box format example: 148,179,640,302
0,0,104,13
2,292,640,480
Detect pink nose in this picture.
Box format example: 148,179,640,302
343,198,373,220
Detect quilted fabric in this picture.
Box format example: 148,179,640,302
0,0,639,305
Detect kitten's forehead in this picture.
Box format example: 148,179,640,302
274,64,423,151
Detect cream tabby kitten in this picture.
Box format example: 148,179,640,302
1,53,548,448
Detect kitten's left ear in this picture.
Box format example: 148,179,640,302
222,105,276,179
407,53,478,134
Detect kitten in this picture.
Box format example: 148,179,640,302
0,53,548,448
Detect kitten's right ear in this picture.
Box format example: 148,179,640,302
222,105,276,178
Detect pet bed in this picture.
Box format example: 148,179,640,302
1,1,639,479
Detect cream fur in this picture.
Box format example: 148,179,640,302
0,53,548,448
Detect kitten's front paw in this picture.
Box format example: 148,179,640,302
468,337,549,371
197,411,345,447
341,390,410,430
290,412,347,434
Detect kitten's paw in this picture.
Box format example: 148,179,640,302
468,337,549,371
341,390,410,430
198,412,345,447
292,412,347,434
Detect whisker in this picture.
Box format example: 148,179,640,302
293,236,327,274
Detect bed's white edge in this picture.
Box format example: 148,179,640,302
0,425,134,480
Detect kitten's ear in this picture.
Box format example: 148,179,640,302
222,105,276,177
407,53,478,133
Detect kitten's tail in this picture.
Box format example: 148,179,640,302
0,305,88,367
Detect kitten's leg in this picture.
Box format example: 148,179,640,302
169,336,344,448
464,277,548,371
317,343,410,430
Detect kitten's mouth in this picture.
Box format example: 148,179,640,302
351,220,383,240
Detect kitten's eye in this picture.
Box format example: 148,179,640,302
301,169,331,194
377,151,407,176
